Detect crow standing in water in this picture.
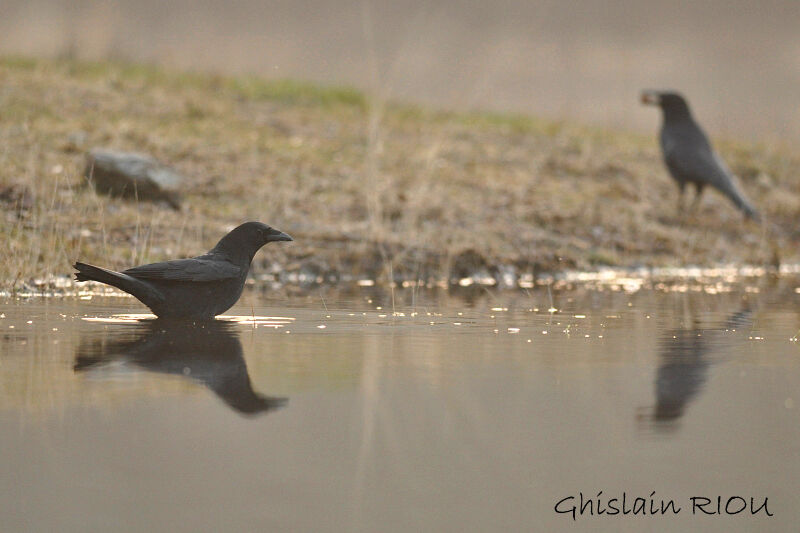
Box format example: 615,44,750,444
74,221,292,319
641,90,760,221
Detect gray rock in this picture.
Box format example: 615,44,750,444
0,183,34,214
85,150,183,209
493,264,518,289
449,249,495,286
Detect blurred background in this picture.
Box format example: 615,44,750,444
2,0,799,145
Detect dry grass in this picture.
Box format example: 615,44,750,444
1,56,799,290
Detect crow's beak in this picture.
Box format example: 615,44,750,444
641,91,659,106
269,230,293,242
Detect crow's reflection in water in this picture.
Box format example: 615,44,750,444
74,320,287,416
641,307,753,430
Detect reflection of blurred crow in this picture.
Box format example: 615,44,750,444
75,320,287,416
651,329,710,422
643,307,752,428
641,90,759,220
74,222,292,319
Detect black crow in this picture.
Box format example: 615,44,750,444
641,90,760,220
74,221,292,319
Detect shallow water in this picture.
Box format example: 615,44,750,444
1,280,799,532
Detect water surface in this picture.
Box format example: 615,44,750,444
1,280,798,531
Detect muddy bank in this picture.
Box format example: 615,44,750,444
1,58,799,290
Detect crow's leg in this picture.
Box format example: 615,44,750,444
676,182,686,215
690,183,705,211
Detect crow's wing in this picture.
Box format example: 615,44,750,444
667,147,718,185
664,142,759,217
663,131,734,190
124,258,241,282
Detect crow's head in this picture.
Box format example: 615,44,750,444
641,90,692,117
214,221,292,258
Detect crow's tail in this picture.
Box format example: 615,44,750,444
73,262,164,305
719,182,760,222
75,261,132,286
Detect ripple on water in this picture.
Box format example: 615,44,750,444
81,314,296,327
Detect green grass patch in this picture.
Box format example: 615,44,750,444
225,76,366,108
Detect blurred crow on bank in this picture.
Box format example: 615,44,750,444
641,90,760,221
